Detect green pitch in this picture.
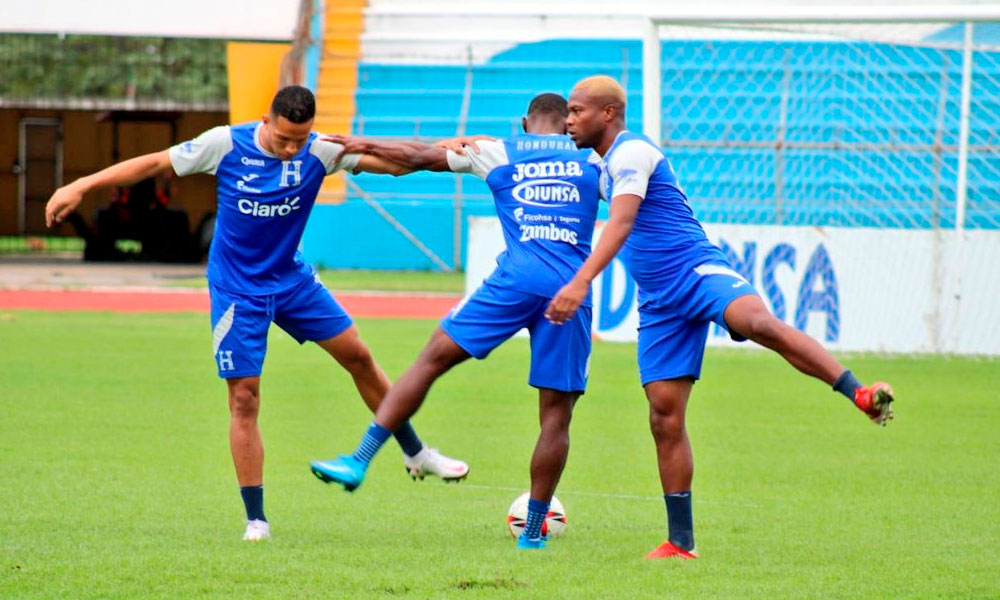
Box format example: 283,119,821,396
1,311,997,599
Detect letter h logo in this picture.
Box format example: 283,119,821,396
217,350,235,372
279,160,302,188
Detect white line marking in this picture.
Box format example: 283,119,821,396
453,483,760,508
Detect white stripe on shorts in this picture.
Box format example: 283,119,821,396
212,302,236,354
693,263,749,285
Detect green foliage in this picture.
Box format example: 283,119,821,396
0,34,227,103
1,311,998,598
0,236,85,254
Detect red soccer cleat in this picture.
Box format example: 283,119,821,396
645,541,698,560
854,382,895,426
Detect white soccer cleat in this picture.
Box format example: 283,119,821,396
242,519,270,542
403,447,469,482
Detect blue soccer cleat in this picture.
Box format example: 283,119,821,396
310,455,367,492
516,535,547,550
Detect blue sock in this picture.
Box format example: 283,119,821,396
523,498,550,540
240,485,266,522
352,421,392,465
665,491,694,551
833,369,862,402
392,421,425,457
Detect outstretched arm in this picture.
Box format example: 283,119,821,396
353,154,416,176
545,138,664,324
544,194,641,324
46,150,174,227
434,134,496,155
325,135,451,172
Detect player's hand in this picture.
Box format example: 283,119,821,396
45,183,85,228
545,277,589,325
320,134,354,146
321,134,370,153
321,135,372,164
434,135,495,155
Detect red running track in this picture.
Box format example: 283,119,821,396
0,288,460,319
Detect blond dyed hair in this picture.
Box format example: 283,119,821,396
571,75,627,110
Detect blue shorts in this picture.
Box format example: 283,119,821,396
440,282,592,393
638,262,758,385
209,276,354,378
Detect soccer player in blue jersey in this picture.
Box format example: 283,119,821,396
545,76,896,559
44,86,468,542
309,93,602,550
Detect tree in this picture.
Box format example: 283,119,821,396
0,34,228,104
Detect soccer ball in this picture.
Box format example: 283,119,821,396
506,491,567,538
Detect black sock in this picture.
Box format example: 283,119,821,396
833,369,862,402
392,421,425,457
665,491,694,551
240,485,266,522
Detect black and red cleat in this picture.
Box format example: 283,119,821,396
855,382,895,426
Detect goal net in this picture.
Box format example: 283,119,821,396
627,13,1000,354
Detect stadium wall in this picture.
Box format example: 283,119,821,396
467,217,1000,356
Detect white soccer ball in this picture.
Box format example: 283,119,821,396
506,491,567,538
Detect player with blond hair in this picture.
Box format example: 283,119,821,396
545,75,895,559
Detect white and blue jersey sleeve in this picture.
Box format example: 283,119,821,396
169,126,232,176
446,140,509,179
588,150,608,201
310,137,362,174
606,139,663,200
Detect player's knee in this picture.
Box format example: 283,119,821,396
418,339,463,376
339,343,376,376
413,354,450,381
228,383,260,420
540,407,573,433
539,394,575,431
649,403,685,442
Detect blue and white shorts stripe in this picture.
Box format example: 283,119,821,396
209,276,354,379
637,261,758,385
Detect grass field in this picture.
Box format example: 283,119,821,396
2,311,998,599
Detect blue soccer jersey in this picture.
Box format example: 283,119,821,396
448,134,603,303
603,131,729,307
604,130,758,382
168,122,359,294
442,133,602,392
170,122,362,378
